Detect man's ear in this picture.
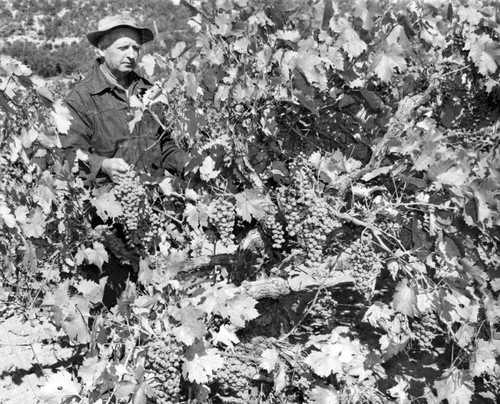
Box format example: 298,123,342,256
96,48,105,58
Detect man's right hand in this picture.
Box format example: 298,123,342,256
101,158,130,183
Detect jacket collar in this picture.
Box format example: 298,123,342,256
86,58,150,95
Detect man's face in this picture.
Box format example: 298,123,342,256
99,28,141,77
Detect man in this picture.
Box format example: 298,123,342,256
63,13,189,183
62,14,191,307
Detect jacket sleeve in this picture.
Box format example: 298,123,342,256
61,92,106,178
159,129,190,177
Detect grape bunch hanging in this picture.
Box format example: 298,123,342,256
208,197,236,246
114,170,161,250
278,166,341,266
344,233,384,301
411,310,444,352
145,335,184,404
307,288,338,332
262,213,285,249
214,356,256,401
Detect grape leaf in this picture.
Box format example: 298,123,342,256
78,355,107,388
276,29,301,42
199,156,220,181
182,347,224,383
379,314,411,359
184,204,202,229
439,288,479,323
213,12,233,36
388,376,409,402
274,362,287,393
0,205,16,228
171,41,187,58
0,54,32,76
309,386,340,404
434,369,474,404
19,127,38,148
210,324,239,348
132,382,148,404
219,293,259,328
63,306,91,344
38,369,80,404
21,207,46,238
295,46,327,90
470,339,497,377
330,17,367,58
233,37,251,53
466,33,500,76
392,279,419,317
139,54,156,76
420,17,446,48
74,278,106,304
33,184,54,215
454,323,475,349
387,24,412,51
51,98,72,134
457,5,484,26
260,348,279,372
171,306,206,345
304,337,363,377
235,189,271,222
75,241,109,269
484,292,500,324
91,190,123,221
363,302,394,328
42,279,70,309
429,160,469,188
370,43,407,82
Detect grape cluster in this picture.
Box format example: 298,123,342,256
308,289,338,332
209,198,236,246
345,233,383,301
114,170,160,250
215,356,255,400
278,166,342,266
378,219,402,238
145,336,184,404
432,255,460,279
263,214,285,249
114,170,147,231
412,310,443,352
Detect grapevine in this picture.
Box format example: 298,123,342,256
2,1,500,404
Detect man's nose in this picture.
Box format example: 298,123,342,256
126,47,138,59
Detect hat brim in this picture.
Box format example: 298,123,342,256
87,25,154,47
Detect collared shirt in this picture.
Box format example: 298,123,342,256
62,59,188,179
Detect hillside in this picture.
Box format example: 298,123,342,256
0,0,194,77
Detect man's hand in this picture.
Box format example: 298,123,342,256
101,158,130,183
